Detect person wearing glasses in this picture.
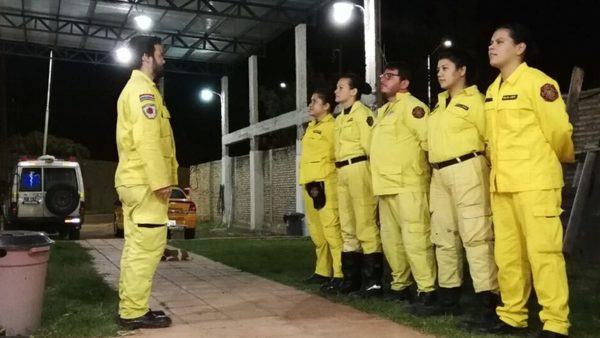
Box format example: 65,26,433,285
321,73,383,297
418,47,498,318
299,88,344,289
469,23,574,338
370,62,437,304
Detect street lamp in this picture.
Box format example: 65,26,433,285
332,2,364,25
279,82,287,89
427,39,452,107
200,89,221,102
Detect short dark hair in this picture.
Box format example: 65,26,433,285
338,73,371,100
437,47,477,86
495,22,538,61
128,35,162,69
384,61,412,83
312,88,335,112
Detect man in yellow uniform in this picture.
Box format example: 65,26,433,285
299,89,343,287
322,74,382,297
473,24,574,337
370,62,437,304
115,35,178,329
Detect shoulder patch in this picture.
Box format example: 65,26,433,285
412,106,425,119
540,83,559,102
455,103,469,111
366,116,374,126
139,93,155,102
485,97,493,102
142,104,157,119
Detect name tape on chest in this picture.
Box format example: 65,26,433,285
455,103,469,111
502,94,518,101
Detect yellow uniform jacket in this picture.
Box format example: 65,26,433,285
370,92,430,195
334,101,374,161
485,63,575,192
428,85,486,163
115,70,178,191
299,114,336,184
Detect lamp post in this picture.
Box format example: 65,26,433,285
427,39,452,107
332,1,382,102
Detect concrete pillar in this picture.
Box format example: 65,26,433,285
249,55,264,230
295,23,307,235
364,0,382,105
220,76,233,227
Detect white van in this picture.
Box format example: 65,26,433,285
1,155,85,239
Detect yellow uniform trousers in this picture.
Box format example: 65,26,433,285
430,156,498,293
117,185,168,319
379,192,436,292
303,174,343,278
492,189,569,335
337,160,381,254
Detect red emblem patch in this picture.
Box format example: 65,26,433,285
142,104,157,119
412,106,425,119
540,83,559,102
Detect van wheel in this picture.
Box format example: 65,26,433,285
45,184,79,216
184,228,196,239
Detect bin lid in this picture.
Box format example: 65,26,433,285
0,231,54,250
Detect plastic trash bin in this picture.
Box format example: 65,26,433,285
0,231,54,336
283,212,305,236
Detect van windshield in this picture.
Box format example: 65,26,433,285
44,168,78,190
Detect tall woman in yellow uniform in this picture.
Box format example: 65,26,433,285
322,73,382,297
425,48,498,317
471,23,574,338
299,89,344,288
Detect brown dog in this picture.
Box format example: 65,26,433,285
161,248,190,261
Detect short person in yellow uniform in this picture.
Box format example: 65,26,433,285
371,62,437,304
321,74,382,297
424,48,498,317
470,23,574,338
299,88,344,288
114,36,178,329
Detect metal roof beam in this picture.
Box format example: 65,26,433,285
105,0,304,24
0,40,227,76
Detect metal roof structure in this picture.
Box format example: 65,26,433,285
0,0,331,75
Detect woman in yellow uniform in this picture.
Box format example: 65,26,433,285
321,73,382,297
423,48,498,317
299,88,344,288
471,23,574,338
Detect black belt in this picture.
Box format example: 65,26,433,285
335,155,368,168
138,223,167,228
430,151,483,170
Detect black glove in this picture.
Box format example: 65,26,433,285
305,181,326,210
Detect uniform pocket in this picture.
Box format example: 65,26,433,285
529,204,563,253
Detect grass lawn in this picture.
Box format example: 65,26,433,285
172,237,600,338
35,241,119,338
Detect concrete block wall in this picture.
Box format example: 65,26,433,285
233,155,251,226
572,88,600,151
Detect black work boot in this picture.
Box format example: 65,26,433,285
466,314,528,335
302,273,330,285
409,290,438,316
413,287,461,316
350,252,384,298
320,277,343,292
322,252,361,294
119,310,172,329
538,330,568,338
462,291,500,327
384,288,414,303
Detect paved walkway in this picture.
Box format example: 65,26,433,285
82,239,432,338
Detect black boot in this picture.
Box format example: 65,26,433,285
322,252,361,294
462,291,500,327
414,287,461,316
538,330,568,338
350,252,384,298
302,273,330,285
383,288,414,303
320,277,343,292
466,314,528,335
409,290,438,316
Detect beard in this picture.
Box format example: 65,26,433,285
153,62,165,80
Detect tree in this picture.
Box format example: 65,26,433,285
7,131,90,159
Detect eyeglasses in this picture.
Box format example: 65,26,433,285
379,72,401,80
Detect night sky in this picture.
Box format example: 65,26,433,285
4,0,599,166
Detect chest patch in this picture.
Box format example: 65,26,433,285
540,83,559,102
455,103,469,111
142,104,157,119
139,93,155,102
412,106,425,119
502,95,518,101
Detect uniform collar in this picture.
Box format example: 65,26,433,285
393,91,411,102
131,69,157,87
312,113,333,124
503,62,529,85
437,85,479,103
343,101,363,115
